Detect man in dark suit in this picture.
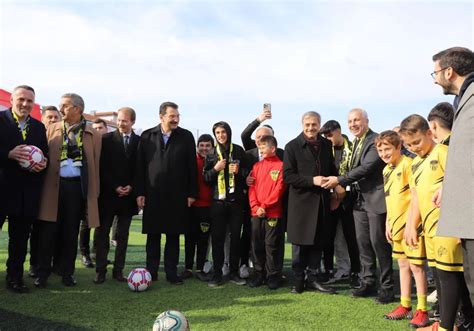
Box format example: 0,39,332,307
283,111,341,294
135,102,197,284
322,108,394,304
0,85,48,293
94,107,140,284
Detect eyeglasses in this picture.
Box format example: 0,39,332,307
431,67,450,79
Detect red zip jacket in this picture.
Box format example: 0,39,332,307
249,156,286,218
193,153,212,207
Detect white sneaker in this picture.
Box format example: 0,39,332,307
203,261,213,274
239,264,250,279
427,289,437,304
222,263,230,276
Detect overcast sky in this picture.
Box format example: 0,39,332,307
1,1,473,144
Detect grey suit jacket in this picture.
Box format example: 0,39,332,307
437,82,474,239
338,129,386,215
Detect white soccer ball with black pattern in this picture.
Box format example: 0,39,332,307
153,310,189,331
19,145,44,171
127,268,152,292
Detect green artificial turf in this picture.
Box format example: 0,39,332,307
0,220,411,330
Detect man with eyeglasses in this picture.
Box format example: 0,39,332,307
416,47,474,331
35,93,102,288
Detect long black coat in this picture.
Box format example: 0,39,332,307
135,125,197,234
99,130,140,217
0,109,48,218
283,133,337,245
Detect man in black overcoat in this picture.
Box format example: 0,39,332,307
283,111,341,294
0,85,48,293
94,107,140,284
135,102,197,284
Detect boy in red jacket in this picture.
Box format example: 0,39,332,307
248,135,286,290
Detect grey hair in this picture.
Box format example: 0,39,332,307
62,93,85,113
255,126,274,136
349,108,368,120
301,111,321,123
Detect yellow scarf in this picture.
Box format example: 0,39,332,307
11,109,30,141
216,144,234,200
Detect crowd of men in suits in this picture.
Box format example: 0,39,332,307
0,46,473,331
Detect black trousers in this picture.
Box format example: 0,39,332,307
323,204,360,273
240,208,251,267
353,208,393,291
251,217,283,277
6,216,34,281
463,239,474,305
184,206,211,270
211,201,243,277
29,220,40,268
79,220,96,257
146,233,180,278
438,269,473,329
292,207,326,281
37,178,84,278
95,213,132,274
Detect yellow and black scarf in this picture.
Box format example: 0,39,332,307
216,143,234,200
60,118,86,167
11,109,30,141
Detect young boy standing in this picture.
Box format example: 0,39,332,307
375,130,429,328
401,115,471,331
248,135,286,290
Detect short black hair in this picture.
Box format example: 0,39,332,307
197,133,214,147
433,47,474,76
320,120,341,135
427,102,454,130
259,135,278,148
159,102,178,116
93,118,107,127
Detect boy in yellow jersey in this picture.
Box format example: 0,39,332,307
400,115,471,331
375,131,429,328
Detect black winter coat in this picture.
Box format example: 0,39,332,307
283,133,337,245
135,125,197,234
0,109,48,218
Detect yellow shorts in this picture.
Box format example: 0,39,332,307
425,236,463,272
392,238,426,265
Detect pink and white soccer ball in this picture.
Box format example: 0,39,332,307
127,268,152,292
19,145,45,171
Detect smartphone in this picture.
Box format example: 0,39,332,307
263,103,271,112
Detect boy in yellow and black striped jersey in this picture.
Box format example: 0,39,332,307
400,114,472,331
375,131,429,328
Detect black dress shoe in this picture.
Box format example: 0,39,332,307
94,272,106,284
375,289,395,304
166,275,184,285
306,280,337,294
81,255,95,268
267,275,279,290
62,275,77,287
179,269,194,280
291,279,305,294
247,274,264,288
352,283,377,297
112,272,127,282
28,266,37,278
7,280,29,293
34,277,48,288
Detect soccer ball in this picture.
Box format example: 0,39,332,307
153,310,189,331
18,145,44,171
127,268,152,292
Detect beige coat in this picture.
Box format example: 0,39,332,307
38,121,102,228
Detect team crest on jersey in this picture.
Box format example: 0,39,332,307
200,222,210,233
430,160,439,171
270,170,280,181
396,172,402,180
437,245,448,258
267,218,278,227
